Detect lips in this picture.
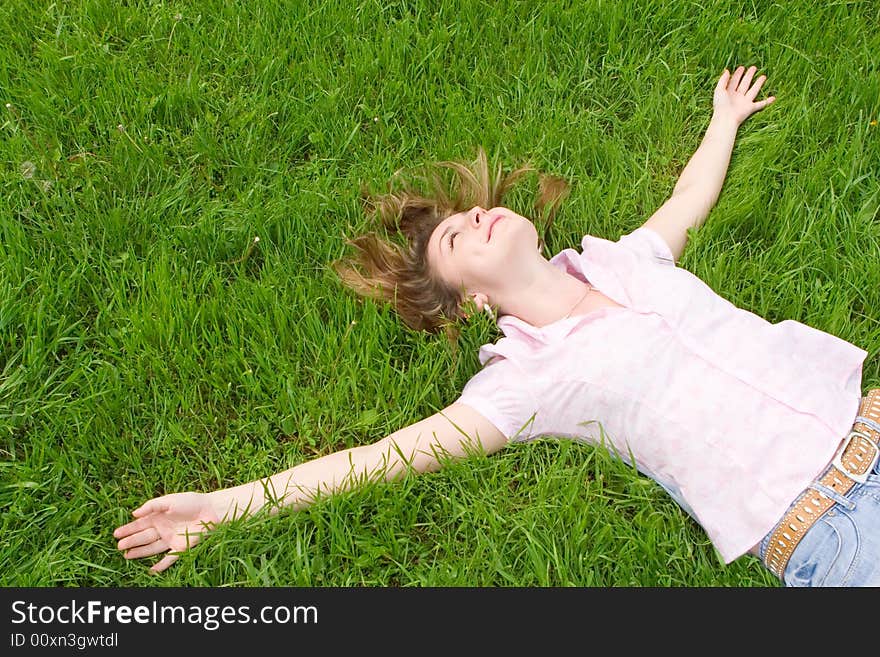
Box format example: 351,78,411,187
487,216,502,241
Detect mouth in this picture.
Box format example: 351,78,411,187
487,216,502,241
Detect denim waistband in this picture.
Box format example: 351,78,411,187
758,414,880,564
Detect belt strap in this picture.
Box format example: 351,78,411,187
763,388,880,579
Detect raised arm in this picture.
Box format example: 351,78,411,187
642,65,776,263
113,403,506,573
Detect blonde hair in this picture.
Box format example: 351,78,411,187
333,146,571,334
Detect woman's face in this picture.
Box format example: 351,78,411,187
426,205,540,296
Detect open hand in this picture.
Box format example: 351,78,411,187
713,65,776,127
113,492,220,574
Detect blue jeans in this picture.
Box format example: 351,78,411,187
758,454,880,586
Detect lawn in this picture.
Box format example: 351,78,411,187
1,0,878,587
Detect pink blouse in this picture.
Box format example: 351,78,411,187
457,226,867,563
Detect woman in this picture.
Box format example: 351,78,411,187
114,66,880,586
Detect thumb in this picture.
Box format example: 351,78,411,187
133,499,169,518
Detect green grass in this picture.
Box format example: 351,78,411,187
1,0,878,587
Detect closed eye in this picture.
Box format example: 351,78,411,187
448,231,458,251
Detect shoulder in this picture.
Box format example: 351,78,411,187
457,356,538,441
615,227,677,265
576,226,676,267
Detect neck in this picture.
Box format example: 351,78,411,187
493,262,592,328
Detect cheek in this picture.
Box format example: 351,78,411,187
462,256,500,288
440,253,484,292
433,253,464,290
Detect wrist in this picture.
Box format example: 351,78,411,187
206,490,232,522
709,110,741,133
207,487,258,522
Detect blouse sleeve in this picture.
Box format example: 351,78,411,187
456,357,538,442
616,226,676,267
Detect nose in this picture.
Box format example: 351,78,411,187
470,206,487,227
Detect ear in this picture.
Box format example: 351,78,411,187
460,292,490,320
471,292,489,312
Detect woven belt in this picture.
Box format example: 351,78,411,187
763,388,880,579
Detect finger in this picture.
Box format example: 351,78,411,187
756,96,776,110
715,69,731,93
149,554,179,574
746,74,767,100
729,65,746,91
117,528,160,551
123,541,168,560
132,499,169,518
737,66,757,93
113,516,157,539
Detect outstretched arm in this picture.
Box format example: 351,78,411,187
113,403,506,573
642,65,776,263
